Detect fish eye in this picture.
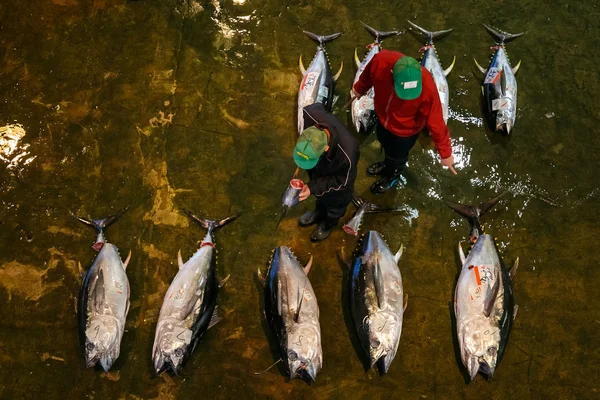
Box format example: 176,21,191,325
86,343,95,351
287,350,298,361
370,339,380,349
175,348,184,357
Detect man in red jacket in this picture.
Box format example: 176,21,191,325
352,50,456,194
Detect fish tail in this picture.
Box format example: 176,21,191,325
444,191,509,223
70,207,128,232
183,210,240,234
482,23,524,45
407,20,452,44
360,21,401,44
302,30,343,46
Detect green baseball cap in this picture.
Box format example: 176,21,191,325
293,126,328,170
393,56,422,100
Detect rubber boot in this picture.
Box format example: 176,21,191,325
299,208,325,227
310,216,338,242
367,161,386,176
370,168,403,194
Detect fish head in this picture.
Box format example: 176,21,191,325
286,324,322,383
459,317,501,381
365,311,401,374
84,316,121,372
495,109,513,134
152,322,191,375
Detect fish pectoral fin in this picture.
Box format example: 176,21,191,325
403,293,408,311
510,257,519,280
513,304,519,320
177,250,184,269
338,248,351,269
219,274,231,288
500,67,507,96
294,286,305,323
458,242,466,265
257,267,265,285
394,244,404,264
208,306,222,329
473,57,486,75
299,55,306,75
483,271,501,318
512,60,522,74
123,250,132,269
444,56,456,76
78,262,84,281
333,61,344,81
303,255,314,275
354,48,361,68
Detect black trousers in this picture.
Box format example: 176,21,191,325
376,123,420,175
314,191,351,219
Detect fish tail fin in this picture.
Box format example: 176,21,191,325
360,21,401,44
407,20,452,44
444,191,510,223
70,207,128,232
482,24,524,45
183,210,240,234
303,30,343,46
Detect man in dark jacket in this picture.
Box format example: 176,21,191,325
294,103,360,241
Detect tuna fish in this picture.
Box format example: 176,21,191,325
349,231,405,374
73,208,131,372
298,30,343,135
259,247,322,383
445,193,519,381
152,211,238,375
351,22,401,133
407,20,455,123
343,197,406,236
474,24,524,134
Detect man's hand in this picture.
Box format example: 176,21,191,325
299,185,311,201
441,156,457,175
352,88,362,100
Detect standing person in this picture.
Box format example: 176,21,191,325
294,103,360,242
352,50,456,194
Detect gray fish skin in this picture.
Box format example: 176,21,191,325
152,213,237,375
445,193,516,381
350,231,404,374
297,31,342,135
478,24,524,134
351,23,400,133
75,210,130,372
407,21,454,123
262,247,322,383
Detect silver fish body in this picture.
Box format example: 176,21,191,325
152,213,237,375
445,193,518,381
75,209,130,372
407,20,455,123
476,24,524,134
351,23,400,134
297,31,342,135
343,197,406,236
262,247,322,382
350,231,404,374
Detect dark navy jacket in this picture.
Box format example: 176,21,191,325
302,103,360,206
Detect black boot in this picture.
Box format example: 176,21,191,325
370,168,403,194
299,209,325,227
367,161,386,176
310,216,338,242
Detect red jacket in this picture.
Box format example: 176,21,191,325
353,49,452,159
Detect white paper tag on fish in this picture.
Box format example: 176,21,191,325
303,288,313,302
301,72,318,90
484,68,501,84
175,328,193,344
318,85,329,99
492,99,510,111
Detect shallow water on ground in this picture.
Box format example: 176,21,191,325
0,0,598,399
